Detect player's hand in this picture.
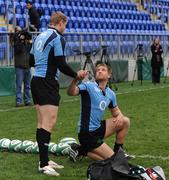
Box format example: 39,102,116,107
114,114,124,128
76,70,88,80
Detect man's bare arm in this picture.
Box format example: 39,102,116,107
67,79,80,96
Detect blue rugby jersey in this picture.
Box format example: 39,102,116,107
30,27,66,80
78,81,117,132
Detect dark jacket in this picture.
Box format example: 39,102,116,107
28,7,40,30
12,32,32,69
151,44,163,67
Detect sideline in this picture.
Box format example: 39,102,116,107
0,85,169,112
136,154,169,161
0,106,33,112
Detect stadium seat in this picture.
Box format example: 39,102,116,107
53,0,59,4
41,3,47,9
15,5,22,14
43,7,50,16
18,18,25,29
0,3,6,15
41,18,48,28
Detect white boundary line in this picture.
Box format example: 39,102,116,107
0,106,33,112
136,154,169,161
63,85,169,103
116,85,169,95
0,85,169,112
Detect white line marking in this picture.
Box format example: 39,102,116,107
0,106,33,112
0,85,169,112
136,154,169,161
63,85,169,102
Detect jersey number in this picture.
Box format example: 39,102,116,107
36,40,43,52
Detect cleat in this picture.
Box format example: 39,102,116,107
38,165,60,176
124,152,135,160
48,160,64,169
69,143,81,162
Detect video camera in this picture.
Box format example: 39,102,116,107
137,44,143,58
16,28,32,44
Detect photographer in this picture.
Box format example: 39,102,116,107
151,38,163,84
12,26,32,107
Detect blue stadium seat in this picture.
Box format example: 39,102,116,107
20,1,26,8
81,10,86,17
41,18,47,28
0,3,6,15
53,0,59,4
74,21,80,29
0,27,7,32
34,3,40,9
69,9,74,17
50,7,56,15
96,2,101,8
41,3,47,9
15,5,22,14
43,7,50,16
83,41,92,53
18,18,25,28
44,15,50,22
46,0,53,5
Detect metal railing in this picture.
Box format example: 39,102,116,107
1,31,169,66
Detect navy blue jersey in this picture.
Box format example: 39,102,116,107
30,27,66,80
78,81,117,132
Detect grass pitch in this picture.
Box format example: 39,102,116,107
0,79,169,180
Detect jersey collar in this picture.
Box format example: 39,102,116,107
48,26,63,36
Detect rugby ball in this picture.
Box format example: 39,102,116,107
31,142,39,153
21,140,34,153
48,142,57,154
59,137,77,145
61,146,71,155
9,139,22,152
55,143,70,156
0,138,11,151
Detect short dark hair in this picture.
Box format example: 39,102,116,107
26,1,33,5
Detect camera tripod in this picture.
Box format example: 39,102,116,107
82,52,95,81
100,46,118,91
131,44,144,86
73,49,96,81
163,61,169,83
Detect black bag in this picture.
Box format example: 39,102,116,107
87,148,166,180
87,148,141,180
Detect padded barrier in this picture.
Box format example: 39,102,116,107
0,67,15,96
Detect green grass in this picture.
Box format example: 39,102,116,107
0,79,169,179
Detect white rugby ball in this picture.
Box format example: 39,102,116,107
0,138,11,150
61,146,71,155
59,137,77,145
21,140,34,153
31,142,39,153
55,143,70,156
9,140,22,152
48,142,57,154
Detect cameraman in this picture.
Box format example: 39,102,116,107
12,26,32,107
151,38,163,84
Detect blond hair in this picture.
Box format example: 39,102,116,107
50,12,67,26
96,63,112,74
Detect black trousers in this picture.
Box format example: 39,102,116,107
152,66,161,84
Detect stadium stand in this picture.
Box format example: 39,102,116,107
144,0,169,23
0,0,168,60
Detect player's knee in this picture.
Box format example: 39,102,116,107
123,116,130,129
41,116,57,131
